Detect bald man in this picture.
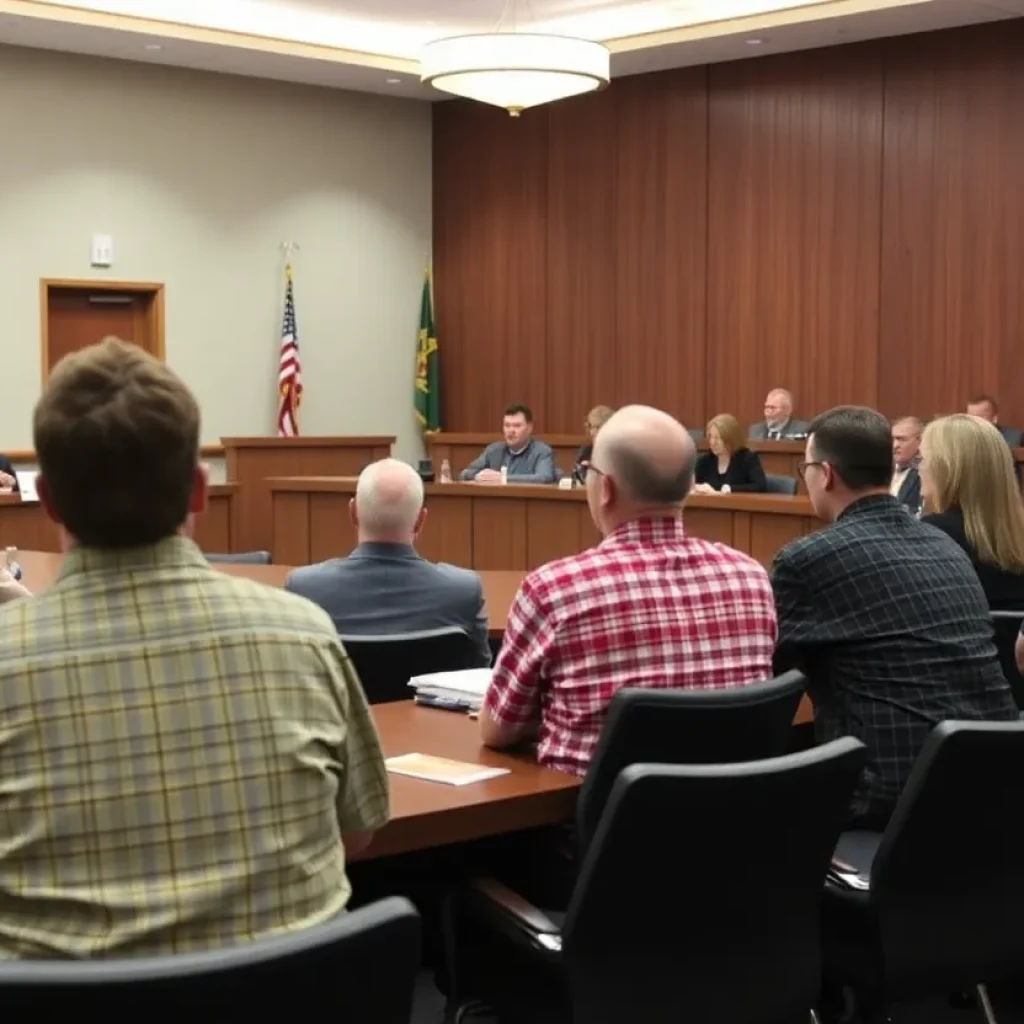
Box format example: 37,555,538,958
481,405,777,774
749,388,810,440
285,458,491,666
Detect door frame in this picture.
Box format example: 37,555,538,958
39,278,165,385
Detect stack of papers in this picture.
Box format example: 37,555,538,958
409,667,492,711
386,753,510,786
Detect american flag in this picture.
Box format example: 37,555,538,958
277,265,302,437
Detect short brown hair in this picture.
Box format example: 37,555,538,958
34,337,200,548
706,413,745,453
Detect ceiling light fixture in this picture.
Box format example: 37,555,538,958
745,38,763,45
144,43,162,50
420,17,609,118
386,77,401,84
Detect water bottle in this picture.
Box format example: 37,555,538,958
500,465,508,485
5,546,22,582
440,458,452,484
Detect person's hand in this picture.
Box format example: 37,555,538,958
0,565,30,603
475,468,503,483
0,471,14,491
691,483,715,495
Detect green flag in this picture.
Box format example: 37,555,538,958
414,268,440,432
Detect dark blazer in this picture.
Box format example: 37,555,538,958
0,455,18,493
694,448,767,493
922,507,1024,611
892,465,921,512
285,542,492,666
748,418,810,441
772,494,1017,826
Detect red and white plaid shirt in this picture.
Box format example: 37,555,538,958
483,515,778,777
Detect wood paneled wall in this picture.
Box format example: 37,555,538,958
433,22,1024,433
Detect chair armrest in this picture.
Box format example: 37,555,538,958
468,877,561,936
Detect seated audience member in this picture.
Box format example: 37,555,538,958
573,404,615,484
459,404,557,484
0,337,388,958
966,393,1019,444
693,414,767,494
748,388,810,440
772,406,1017,829
919,414,1024,610
0,452,18,493
286,458,490,664
480,404,777,774
890,415,923,512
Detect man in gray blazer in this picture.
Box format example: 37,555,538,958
459,403,557,483
748,388,810,440
285,459,491,665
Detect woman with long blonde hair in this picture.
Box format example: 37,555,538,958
920,413,1024,609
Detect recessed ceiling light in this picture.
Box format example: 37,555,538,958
385,77,401,84
145,43,162,50
745,38,762,45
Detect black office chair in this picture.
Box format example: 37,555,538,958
341,626,484,703
765,474,799,496
206,551,272,565
448,740,866,1024
0,896,420,1020
576,670,806,848
821,721,1024,1023
990,611,1024,711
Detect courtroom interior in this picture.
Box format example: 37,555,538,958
1,1,1023,1022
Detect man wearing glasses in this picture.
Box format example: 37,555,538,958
773,406,1016,829
479,405,777,777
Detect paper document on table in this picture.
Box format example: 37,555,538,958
386,752,510,787
409,667,492,708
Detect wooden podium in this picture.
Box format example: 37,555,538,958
223,436,394,552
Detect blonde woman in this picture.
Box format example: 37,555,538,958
920,414,1024,610
693,414,767,494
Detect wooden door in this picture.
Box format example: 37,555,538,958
40,280,164,381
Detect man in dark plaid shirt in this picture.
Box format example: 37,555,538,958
773,406,1017,827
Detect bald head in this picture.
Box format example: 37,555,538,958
355,458,424,540
593,405,696,504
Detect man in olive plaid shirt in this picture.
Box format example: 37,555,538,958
0,339,389,958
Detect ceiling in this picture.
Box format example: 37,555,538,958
0,0,1021,100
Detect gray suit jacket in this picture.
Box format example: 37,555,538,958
748,418,811,440
459,439,557,483
285,543,491,666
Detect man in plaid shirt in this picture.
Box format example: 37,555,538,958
481,405,777,776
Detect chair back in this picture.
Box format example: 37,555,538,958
563,740,866,1024
340,627,482,703
206,551,272,565
765,474,798,495
869,721,1024,992
576,671,805,850
990,611,1024,710
0,896,420,1020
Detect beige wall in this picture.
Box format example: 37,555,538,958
0,45,431,464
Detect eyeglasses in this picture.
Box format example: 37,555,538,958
582,463,607,482
796,460,825,479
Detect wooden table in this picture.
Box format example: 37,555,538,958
268,477,820,571
0,486,239,555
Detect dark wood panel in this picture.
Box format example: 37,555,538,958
434,24,1023,435
614,69,709,429
705,45,884,425
433,102,549,432
877,22,1024,423
544,93,618,432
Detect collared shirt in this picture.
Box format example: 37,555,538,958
458,439,557,484
772,495,1017,823
0,537,389,959
483,516,777,776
